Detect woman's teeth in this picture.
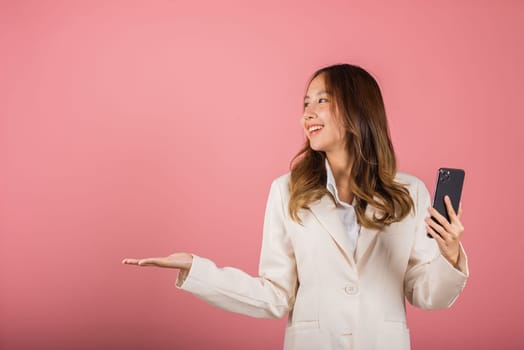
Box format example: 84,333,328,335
308,125,323,135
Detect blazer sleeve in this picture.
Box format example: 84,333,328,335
174,178,298,319
403,178,470,310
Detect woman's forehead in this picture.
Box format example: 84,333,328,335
305,74,329,97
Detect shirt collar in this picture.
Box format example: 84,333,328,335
325,158,355,208
325,158,342,204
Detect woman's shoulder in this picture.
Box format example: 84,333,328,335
267,172,292,198
394,171,429,202
272,171,291,185
394,171,424,188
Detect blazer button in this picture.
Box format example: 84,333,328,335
344,284,359,295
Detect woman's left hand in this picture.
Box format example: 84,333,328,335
425,195,464,267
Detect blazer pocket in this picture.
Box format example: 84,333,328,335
284,320,322,350
289,320,319,331
376,320,410,350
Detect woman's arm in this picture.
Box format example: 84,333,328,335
403,178,470,310
123,178,299,319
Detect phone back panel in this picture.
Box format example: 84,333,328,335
432,168,465,222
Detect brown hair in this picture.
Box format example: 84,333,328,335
288,64,414,229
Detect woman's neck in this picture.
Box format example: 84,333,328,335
326,151,353,190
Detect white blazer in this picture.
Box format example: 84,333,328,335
175,171,469,350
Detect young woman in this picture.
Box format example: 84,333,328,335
122,63,469,350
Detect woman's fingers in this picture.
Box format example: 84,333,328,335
122,258,140,265
443,195,460,224
457,201,463,219
427,206,451,233
426,222,446,245
425,215,450,240
122,253,193,270
138,258,164,266
442,196,465,240
122,257,169,267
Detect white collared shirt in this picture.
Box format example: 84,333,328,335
325,158,361,257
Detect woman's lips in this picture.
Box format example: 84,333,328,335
309,128,323,136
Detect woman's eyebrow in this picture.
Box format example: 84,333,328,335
304,90,329,99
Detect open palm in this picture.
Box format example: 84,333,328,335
122,252,193,270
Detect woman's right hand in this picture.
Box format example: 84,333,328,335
122,252,193,270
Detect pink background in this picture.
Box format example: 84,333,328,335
1,0,522,349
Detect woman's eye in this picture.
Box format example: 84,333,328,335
303,98,327,108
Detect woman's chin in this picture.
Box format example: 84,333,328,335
309,143,325,152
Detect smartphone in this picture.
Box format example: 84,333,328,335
427,168,465,238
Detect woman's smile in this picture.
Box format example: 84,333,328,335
307,124,324,137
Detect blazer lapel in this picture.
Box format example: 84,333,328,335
309,194,356,266
355,199,387,265
309,193,383,267
354,212,380,266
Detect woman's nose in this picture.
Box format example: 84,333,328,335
303,108,315,120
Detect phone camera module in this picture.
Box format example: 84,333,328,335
440,169,451,183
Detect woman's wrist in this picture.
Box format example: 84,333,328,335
447,250,460,269
182,253,194,270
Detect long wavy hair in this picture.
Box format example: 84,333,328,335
288,64,414,229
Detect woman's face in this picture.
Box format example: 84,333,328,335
301,73,347,153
